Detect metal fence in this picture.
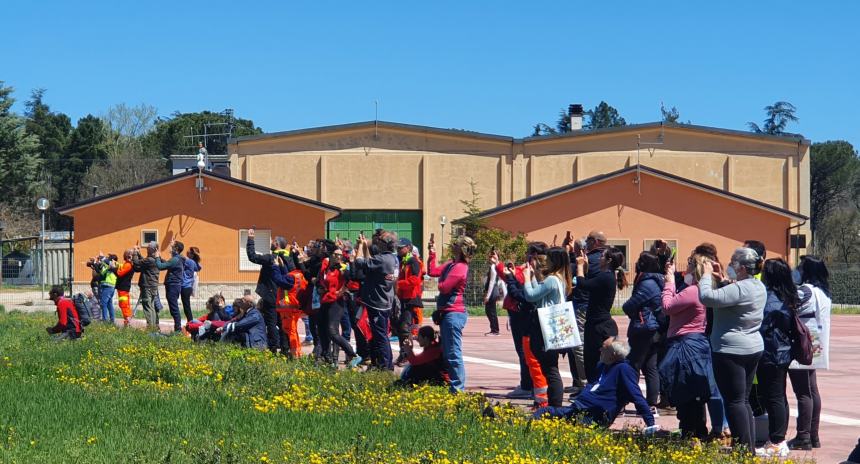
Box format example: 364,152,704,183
1,233,74,311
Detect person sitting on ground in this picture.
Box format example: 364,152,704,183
187,294,230,341
46,285,83,340
396,325,448,387
218,298,267,350
534,341,657,432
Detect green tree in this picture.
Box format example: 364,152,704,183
142,110,263,159
748,101,798,135
531,123,557,137
25,89,72,168
555,108,571,133
809,140,860,250
818,207,860,264
0,82,43,210
57,115,108,206
660,103,681,123
585,101,627,130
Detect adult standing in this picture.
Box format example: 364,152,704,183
318,247,362,367
575,247,625,383
132,242,162,330
482,263,504,336
787,255,832,451
115,250,135,327
180,246,202,326
427,235,474,393
521,247,573,407
353,230,399,371
568,231,607,388
699,247,766,454
93,254,118,324
156,240,185,333
246,228,290,352
754,258,798,458
395,238,425,365
658,254,715,440
623,251,665,410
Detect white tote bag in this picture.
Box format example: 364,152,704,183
537,276,582,351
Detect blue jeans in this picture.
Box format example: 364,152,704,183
440,311,468,393
99,284,115,322
367,307,393,370
165,284,182,331
303,316,313,341
340,309,351,342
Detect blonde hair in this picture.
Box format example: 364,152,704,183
452,236,477,262
692,254,709,282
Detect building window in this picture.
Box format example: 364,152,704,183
607,239,630,271
238,229,272,271
141,229,158,246
643,239,679,255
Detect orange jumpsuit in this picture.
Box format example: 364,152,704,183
115,261,135,325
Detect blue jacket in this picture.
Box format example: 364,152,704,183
759,290,793,367
181,258,200,289
232,308,268,350
622,272,665,335
574,360,655,427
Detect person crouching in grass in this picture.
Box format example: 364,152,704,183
46,285,82,340
396,326,448,387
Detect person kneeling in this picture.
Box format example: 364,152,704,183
46,286,83,340
218,299,268,350
396,326,448,387
188,294,230,341
534,341,658,433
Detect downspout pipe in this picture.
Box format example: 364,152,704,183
786,219,807,266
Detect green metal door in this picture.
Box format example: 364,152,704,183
327,210,422,248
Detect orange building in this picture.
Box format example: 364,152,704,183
58,170,340,285
479,165,807,267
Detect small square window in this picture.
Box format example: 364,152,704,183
141,230,158,246
606,239,630,272
239,229,272,271
643,239,679,255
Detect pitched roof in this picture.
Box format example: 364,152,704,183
229,120,809,145
476,164,808,221
56,170,341,215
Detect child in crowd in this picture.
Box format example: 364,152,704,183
396,325,448,387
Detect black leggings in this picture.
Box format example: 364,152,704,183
756,363,789,443
676,400,708,439
396,305,417,351
531,337,563,407
712,351,762,453
321,301,356,362
788,369,821,442
180,287,194,323
627,331,660,406
485,298,499,334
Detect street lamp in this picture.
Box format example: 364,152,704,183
36,197,49,300
439,215,447,252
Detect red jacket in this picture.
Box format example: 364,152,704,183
497,262,525,312
50,297,81,334
406,340,442,366
396,255,424,302
319,265,347,304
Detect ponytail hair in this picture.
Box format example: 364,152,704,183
604,247,628,290
188,246,201,264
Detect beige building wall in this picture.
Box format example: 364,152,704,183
228,123,810,256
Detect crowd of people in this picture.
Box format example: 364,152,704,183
45,228,836,458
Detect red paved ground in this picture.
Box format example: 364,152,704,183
457,315,860,463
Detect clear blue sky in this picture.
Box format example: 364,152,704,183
3,0,859,147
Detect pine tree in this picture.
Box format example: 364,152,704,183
0,82,43,209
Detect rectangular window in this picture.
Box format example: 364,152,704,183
141,229,158,246
643,239,679,256
238,229,272,271
607,239,630,272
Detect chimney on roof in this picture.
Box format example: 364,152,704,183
568,104,584,131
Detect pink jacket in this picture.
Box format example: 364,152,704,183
427,251,468,313
661,278,706,338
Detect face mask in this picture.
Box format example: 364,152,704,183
270,244,277,252
684,273,695,286
726,265,738,281
792,269,802,285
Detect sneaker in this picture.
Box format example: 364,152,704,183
505,386,533,399
389,335,399,342
755,441,789,458
657,405,677,416
649,406,660,418
348,356,363,369
811,437,821,449
484,331,500,336
302,339,313,346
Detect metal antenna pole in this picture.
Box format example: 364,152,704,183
40,211,45,300
374,100,379,139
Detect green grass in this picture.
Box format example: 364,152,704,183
0,312,797,463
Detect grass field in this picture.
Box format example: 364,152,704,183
0,310,806,463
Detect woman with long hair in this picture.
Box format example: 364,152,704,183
623,251,665,410
318,247,362,367
575,246,627,383
181,246,202,326
699,247,766,454
787,255,831,451
427,235,475,393
521,246,572,407
754,258,799,457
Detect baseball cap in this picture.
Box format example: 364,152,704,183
397,238,413,249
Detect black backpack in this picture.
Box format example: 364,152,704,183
72,293,93,326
